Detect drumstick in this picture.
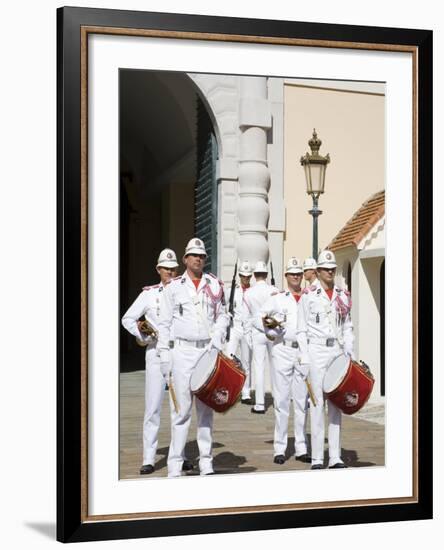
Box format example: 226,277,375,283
169,373,179,414
306,378,317,407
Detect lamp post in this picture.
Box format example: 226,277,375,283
300,129,330,260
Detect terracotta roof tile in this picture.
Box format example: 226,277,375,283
328,190,385,251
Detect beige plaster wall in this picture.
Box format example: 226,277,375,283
283,83,385,263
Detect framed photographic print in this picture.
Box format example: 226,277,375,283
57,6,433,543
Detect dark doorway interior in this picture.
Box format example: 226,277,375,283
119,70,217,371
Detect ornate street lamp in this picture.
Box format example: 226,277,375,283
300,129,330,260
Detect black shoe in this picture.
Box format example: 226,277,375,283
295,453,311,463
311,464,324,470
182,460,194,472
329,462,347,469
241,397,252,405
273,455,285,465
139,464,155,475
251,407,265,414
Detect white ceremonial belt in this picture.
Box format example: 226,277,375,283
308,337,338,347
282,339,299,349
175,338,211,349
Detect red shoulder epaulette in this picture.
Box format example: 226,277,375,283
142,284,160,291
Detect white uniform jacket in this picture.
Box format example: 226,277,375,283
260,290,300,343
243,280,279,337
157,272,229,362
121,283,167,348
297,284,354,364
225,284,250,339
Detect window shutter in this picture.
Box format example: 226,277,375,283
195,98,218,273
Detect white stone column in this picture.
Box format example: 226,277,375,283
237,77,272,265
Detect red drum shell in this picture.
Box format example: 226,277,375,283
191,352,246,413
323,355,374,415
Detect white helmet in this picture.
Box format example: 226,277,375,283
285,257,303,274
238,260,253,276
157,248,179,269
184,237,207,257
253,260,268,274
303,257,317,271
317,250,337,269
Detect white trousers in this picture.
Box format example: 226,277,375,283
225,328,252,399
270,344,308,457
142,347,169,466
251,331,271,407
167,345,214,477
308,343,342,466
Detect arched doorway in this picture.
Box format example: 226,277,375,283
119,70,218,370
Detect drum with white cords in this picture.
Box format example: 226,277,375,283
190,349,246,413
323,353,374,415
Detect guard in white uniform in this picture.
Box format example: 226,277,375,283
303,257,319,288
225,260,253,403
157,238,229,477
297,250,355,469
243,261,278,413
261,257,310,465
121,248,193,475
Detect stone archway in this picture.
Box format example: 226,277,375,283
119,69,219,369
119,69,281,369
189,74,280,284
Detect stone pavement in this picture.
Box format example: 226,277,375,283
120,370,385,479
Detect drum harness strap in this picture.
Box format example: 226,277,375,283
192,288,214,341
308,293,345,348
325,301,344,349
175,281,213,347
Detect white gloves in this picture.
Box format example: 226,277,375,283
344,347,357,361
296,361,310,381
160,362,171,381
159,351,171,380
210,335,223,352
264,326,284,342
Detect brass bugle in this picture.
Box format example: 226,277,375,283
262,315,284,329
138,319,158,338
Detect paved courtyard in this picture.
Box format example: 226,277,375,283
120,370,385,479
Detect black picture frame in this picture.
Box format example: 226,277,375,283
57,6,433,543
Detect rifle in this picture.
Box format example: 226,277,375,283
226,260,238,342
270,261,276,287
